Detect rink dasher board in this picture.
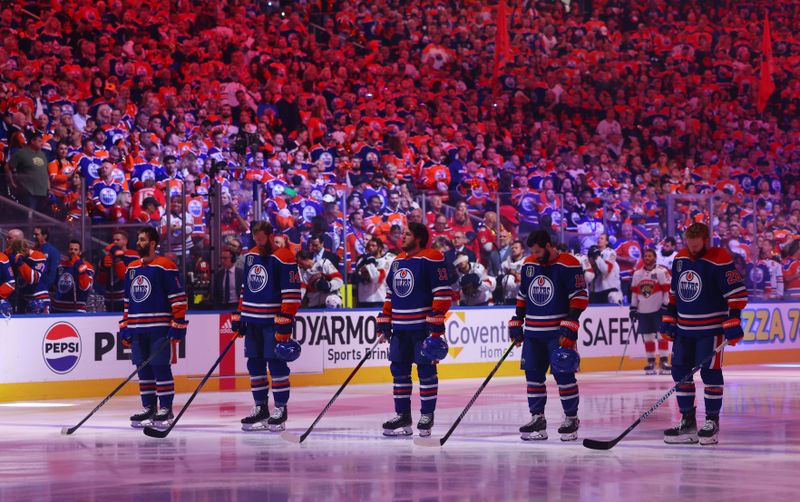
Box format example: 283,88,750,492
1,304,799,401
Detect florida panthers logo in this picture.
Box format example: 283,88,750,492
393,268,414,298
247,265,269,293
131,275,152,303
528,275,554,306
639,281,654,298
678,271,702,302
57,272,75,294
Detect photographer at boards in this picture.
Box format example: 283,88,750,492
496,239,527,305
587,233,622,304
297,249,344,308
453,253,495,306
354,237,394,308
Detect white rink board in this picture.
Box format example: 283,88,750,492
2,303,799,388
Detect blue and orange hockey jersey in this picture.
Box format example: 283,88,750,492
121,257,187,332
516,253,589,338
669,247,748,338
52,257,95,312
382,248,452,332
0,252,14,300
239,247,302,325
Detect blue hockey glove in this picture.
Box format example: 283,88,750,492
508,316,524,346
168,318,189,341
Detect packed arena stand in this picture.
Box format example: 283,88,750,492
0,0,798,312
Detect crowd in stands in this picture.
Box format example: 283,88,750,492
1,0,799,309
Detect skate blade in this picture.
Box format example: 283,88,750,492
383,426,413,437
699,436,719,445
645,370,657,375
560,432,578,441
242,421,270,432
659,370,671,375
268,423,286,432
131,419,153,429
151,420,173,431
520,432,548,441
663,435,698,444
418,429,432,437
280,431,303,444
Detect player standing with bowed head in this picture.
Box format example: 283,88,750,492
120,227,189,429
630,248,672,375
660,223,747,445
509,231,588,441
233,221,302,432
377,222,452,437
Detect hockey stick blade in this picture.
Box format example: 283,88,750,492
143,426,170,438
413,437,444,447
60,426,72,436
280,431,304,444
582,438,617,450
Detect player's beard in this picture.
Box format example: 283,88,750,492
537,250,551,264
660,249,671,257
137,244,149,257
258,240,273,257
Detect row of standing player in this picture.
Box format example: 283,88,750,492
118,221,747,445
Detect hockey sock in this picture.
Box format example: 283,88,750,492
701,368,724,417
417,364,438,415
390,362,412,414
525,371,547,414
152,364,174,409
247,357,269,404
137,365,156,408
268,358,290,406
657,338,670,356
554,372,579,417
643,333,656,356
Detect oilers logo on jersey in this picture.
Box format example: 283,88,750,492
528,275,554,306
99,187,118,205
247,264,269,293
57,272,75,294
678,271,702,302
748,266,764,285
393,268,414,298
131,275,152,303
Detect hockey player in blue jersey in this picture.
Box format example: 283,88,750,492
232,221,302,432
377,222,452,437
509,231,588,441
660,223,747,445
120,227,189,429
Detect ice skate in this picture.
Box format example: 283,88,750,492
698,418,720,445
644,358,656,375
382,412,413,437
152,407,174,430
267,406,288,432
520,414,547,441
241,404,270,431
664,414,698,444
417,413,434,437
658,357,672,375
130,406,156,428
558,416,580,441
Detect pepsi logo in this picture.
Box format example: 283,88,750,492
248,264,269,292
678,270,702,302
131,275,152,303
42,322,81,374
393,268,415,298
528,275,554,306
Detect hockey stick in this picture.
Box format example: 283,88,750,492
143,333,238,438
281,336,384,444
61,337,171,435
583,339,728,450
617,318,636,373
415,341,516,447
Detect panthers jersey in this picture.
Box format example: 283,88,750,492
121,257,187,333
669,247,748,338
382,248,452,332
52,257,95,312
516,253,588,338
239,247,302,325
630,265,670,314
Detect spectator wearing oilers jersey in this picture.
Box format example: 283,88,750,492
6,229,49,314
100,230,140,312
509,230,588,442
51,240,95,313
233,221,302,432
630,248,672,375
377,222,452,438
660,223,748,446
783,239,800,300
0,251,15,314
120,227,188,430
